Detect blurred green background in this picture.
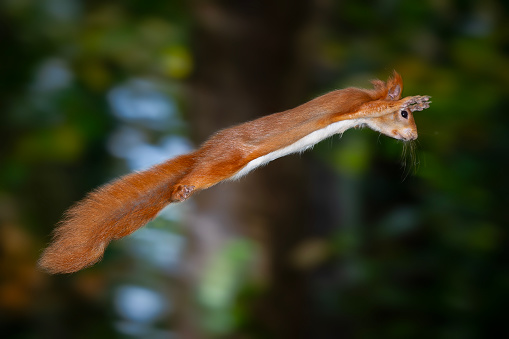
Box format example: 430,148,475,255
1,1,508,338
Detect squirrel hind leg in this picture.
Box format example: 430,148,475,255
171,185,196,202
169,169,236,202
169,151,250,202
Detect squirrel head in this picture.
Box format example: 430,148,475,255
366,107,418,141
365,71,425,141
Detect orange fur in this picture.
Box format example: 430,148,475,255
39,71,430,274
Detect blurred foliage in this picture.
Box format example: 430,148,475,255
0,0,191,338
305,1,509,337
198,239,257,335
1,0,509,338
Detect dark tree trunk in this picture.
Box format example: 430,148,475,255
180,1,317,338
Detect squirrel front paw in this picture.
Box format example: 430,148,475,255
402,95,431,111
171,185,196,202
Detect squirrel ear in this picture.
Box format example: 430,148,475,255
386,71,403,100
387,84,401,100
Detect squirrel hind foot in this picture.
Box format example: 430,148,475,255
171,185,196,202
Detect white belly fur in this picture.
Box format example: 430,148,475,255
230,119,362,180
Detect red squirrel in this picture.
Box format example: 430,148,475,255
39,71,430,274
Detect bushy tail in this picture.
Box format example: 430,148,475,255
38,153,196,274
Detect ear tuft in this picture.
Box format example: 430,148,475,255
386,70,403,100
370,79,385,91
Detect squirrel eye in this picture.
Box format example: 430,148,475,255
401,110,408,119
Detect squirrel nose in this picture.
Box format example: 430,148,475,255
403,128,417,140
